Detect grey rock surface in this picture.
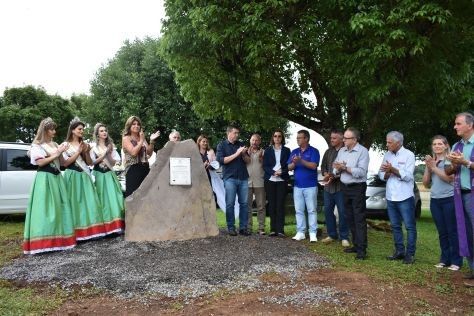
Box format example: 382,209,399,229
0,232,330,299
125,139,219,241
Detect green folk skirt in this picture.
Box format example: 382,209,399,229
92,170,125,234
23,171,76,254
63,169,107,240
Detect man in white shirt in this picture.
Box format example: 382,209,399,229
379,131,417,264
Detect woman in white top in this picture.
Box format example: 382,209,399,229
23,117,76,254
263,129,291,237
90,123,125,234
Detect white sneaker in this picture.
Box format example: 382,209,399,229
292,232,306,241
447,264,460,271
321,236,335,243
434,263,446,268
341,239,350,247
309,232,317,242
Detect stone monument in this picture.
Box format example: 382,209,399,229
125,139,219,241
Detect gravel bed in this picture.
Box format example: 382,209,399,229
0,230,330,299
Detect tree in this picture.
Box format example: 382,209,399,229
161,0,473,154
0,86,76,142
83,38,284,149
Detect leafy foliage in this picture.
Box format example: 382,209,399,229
81,38,273,149
0,86,76,142
161,0,473,154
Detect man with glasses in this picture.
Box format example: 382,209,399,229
379,131,416,264
445,112,474,286
246,133,266,234
333,127,370,259
321,129,350,247
287,130,320,242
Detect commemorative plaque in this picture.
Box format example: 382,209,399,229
169,157,191,185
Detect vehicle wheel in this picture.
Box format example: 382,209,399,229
415,201,422,219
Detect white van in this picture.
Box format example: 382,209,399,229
0,142,36,214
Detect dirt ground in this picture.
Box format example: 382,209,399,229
55,268,473,315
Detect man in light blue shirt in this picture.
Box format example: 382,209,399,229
333,127,370,260
379,131,417,264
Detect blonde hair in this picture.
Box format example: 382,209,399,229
93,123,114,147
196,134,210,151
122,116,142,136
32,117,57,144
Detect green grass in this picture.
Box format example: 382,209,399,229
0,215,68,315
216,209,471,290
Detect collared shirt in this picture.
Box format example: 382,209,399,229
287,145,320,188
378,146,415,202
446,134,474,190
320,146,342,193
335,143,369,184
216,139,249,180
247,149,264,187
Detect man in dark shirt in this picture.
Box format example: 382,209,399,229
320,129,349,247
216,124,251,236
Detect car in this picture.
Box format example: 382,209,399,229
0,142,36,214
365,174,422,219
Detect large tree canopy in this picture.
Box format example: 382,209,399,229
82,38,275,149
0,86,75,143
161,0,473,153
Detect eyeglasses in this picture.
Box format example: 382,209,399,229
343,137,355,140
273,135,282,138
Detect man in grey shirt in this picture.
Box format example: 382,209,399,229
333,127,370,260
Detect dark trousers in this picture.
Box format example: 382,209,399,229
342,183,367,253
125,163,150,197
265,179,287,234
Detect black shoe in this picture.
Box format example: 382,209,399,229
268,232,277,237
344,247,357,253
356,252,367,260
228,229,237,236
277,233,286,238
403,255,415,264
387,252,405,260
239,230,251,236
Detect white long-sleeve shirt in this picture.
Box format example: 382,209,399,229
378,146,415,202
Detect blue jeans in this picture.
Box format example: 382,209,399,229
387,197,417,256
294,186,317,234
323,190,349,240
224,178,249,231
461,192,473,270
430,196,462,266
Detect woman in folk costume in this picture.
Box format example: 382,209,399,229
23,117,76,254
90,123,125,234
62,117,107,240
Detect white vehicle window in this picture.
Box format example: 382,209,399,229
6,149,35,171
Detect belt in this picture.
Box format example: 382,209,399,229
66,164,83,172
343,182,365,187
461,189,472,194
93,164,111,173
38,165,61,175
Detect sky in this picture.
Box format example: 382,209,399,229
0,0,383,171
0,0,165,97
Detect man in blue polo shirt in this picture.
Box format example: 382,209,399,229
216,124,251,236
288,130,320,242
